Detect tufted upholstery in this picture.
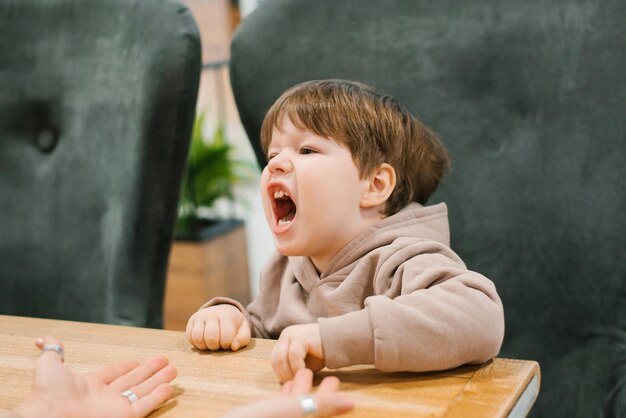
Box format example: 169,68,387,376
0,0,201,328
229,0,626,416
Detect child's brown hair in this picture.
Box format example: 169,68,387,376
261,79,451,215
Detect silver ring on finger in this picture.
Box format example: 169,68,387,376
121,389,139,404
297,395,318,417
41,344,64,362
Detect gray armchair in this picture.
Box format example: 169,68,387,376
0,0,201,328
229,0,626,416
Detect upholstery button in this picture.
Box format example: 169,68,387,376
35,128,59,153
481,134,506,157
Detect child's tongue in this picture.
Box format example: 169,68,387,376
276,197,296,224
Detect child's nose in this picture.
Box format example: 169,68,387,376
268,153,292,173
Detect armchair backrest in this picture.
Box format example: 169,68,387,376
0,0,201,328
229,0,626,416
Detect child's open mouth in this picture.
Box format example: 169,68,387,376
273,190,296,226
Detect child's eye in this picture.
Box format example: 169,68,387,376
300,147,316,155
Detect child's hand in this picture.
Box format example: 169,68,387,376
185,305,251,351
271,323,325,382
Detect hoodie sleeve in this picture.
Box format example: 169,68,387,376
199,252,305,340
318,249,505,372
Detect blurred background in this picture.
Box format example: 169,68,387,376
180,0,271,303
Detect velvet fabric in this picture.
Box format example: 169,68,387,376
0,0,201,328
229,0,626,416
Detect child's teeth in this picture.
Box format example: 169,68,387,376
274,190,290,199
278,218,291,226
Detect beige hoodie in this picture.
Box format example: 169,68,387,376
203,202,505,372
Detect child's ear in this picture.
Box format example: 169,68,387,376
360,163,396,208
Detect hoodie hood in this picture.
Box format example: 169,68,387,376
290,202,450,281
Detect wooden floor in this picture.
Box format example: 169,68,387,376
163,225,251,331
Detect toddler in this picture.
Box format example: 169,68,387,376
186,79,505,382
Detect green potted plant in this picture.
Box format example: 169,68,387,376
175,113,253,241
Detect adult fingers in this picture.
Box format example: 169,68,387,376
129,364,178,399
130,383,175,418
34,336,61,349
110,355,170,393
35,336,65,364
32,336,68,388
90,360,141,384
288,368,313,396
317,375,341,394
280,379,294,396
219,391,353,418
248,393,353,418
311,392,355,418
282,371,339,398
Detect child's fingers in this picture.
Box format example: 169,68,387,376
287,341,307,377
219,318,237,350
231,321,251,352
189,320,209,350
304,356,326,374
271,339,295,382
185,316,195,343
203,319,221,351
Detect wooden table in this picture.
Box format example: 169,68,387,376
0,315,540,417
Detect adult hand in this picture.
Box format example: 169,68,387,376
222,368,354,418
12,336,177,418
272,324,325,382
186,304,251,351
